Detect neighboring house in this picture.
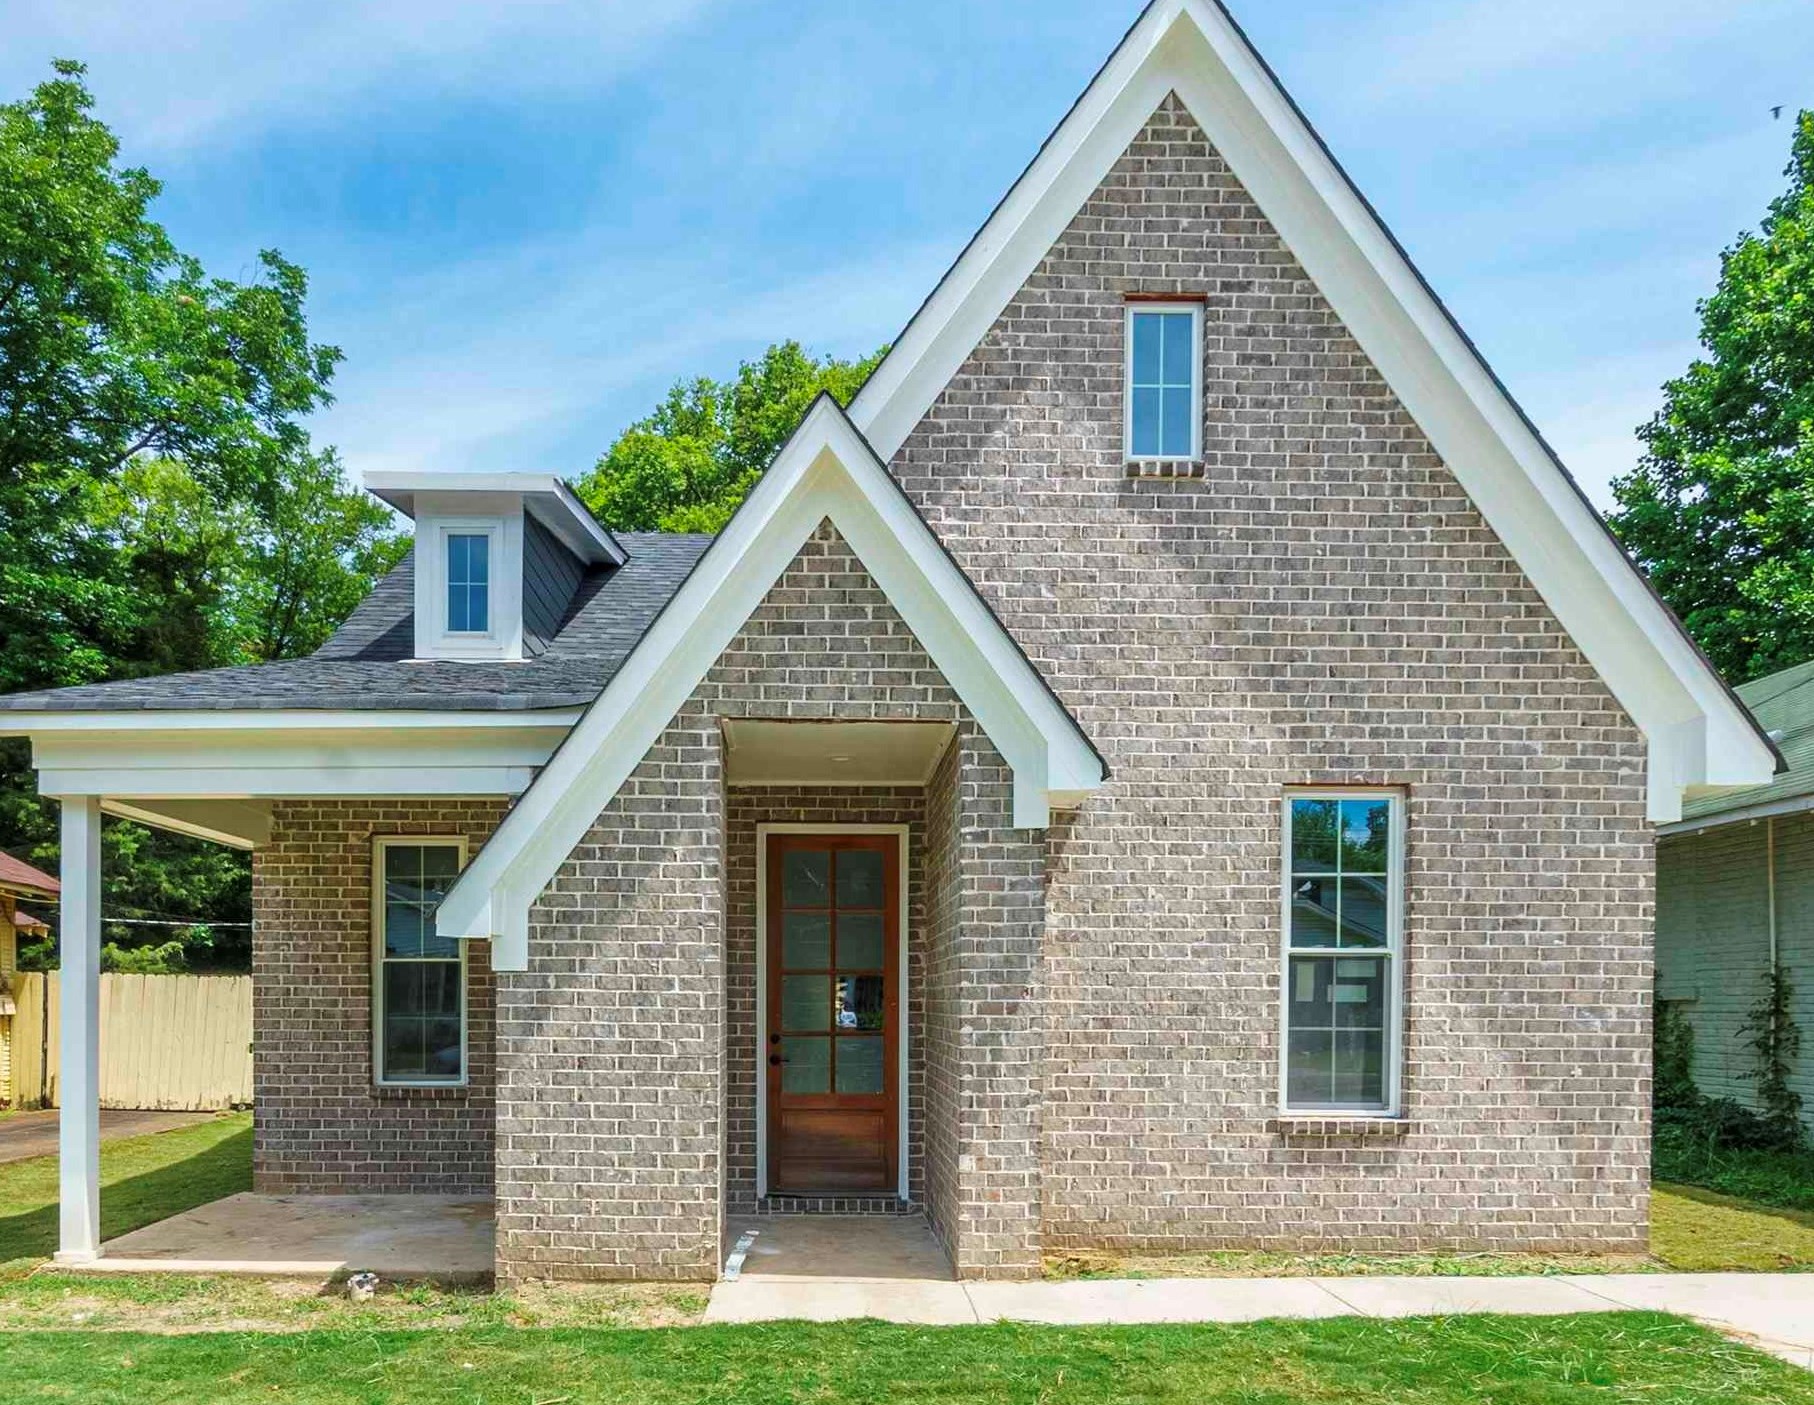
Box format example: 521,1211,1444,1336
0,0,1781,1280
0,851,59,1107
1657,660,1814,1127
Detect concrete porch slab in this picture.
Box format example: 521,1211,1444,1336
82,1193,493,1280
722,1213,955,1282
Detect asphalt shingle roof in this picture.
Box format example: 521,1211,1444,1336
0,532,713,714
1679,657,1814,824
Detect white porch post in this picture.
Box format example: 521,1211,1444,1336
55,794,102,1264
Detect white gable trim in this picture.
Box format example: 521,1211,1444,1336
847,0,1778,820
437,396,1104,968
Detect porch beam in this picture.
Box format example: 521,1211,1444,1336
54,794,103,1264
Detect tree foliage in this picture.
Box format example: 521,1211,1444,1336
1610,112,1814,684
0,61,402,969
577,340,886,534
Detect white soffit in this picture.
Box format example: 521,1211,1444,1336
723,719,957,788
845,0,1778,820
438,395,1106,968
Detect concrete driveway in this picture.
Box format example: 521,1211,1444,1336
0,1109,218,1164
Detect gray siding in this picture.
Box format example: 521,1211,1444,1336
1657,810,1814,1126
521,514,586,657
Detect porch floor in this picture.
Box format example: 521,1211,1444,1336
82,1193,493,1280
723,1213,954,1281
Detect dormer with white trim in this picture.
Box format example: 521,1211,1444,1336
363,472,626,662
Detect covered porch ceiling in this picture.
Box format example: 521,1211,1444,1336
721,720,955,789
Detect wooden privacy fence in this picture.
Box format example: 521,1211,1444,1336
11,972,253,1111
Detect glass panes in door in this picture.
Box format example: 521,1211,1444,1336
773,845,889,1096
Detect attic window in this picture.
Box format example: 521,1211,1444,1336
446,532,491,634
1125,303,1202,463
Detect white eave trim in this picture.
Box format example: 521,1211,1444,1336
5,709,580,805
845,0,1777,822
438,395,1105,968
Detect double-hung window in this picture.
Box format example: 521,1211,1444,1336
1125,302,1202,461
446,532,491,635
373,838,467,1086
1282,792,1403,1114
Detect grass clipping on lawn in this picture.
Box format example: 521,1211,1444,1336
0,1313,1809,1404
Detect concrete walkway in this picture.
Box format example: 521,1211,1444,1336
705,1271,1814,1369
0,1109,217,1165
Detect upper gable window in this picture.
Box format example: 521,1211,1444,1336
446,532,491,635
1125,303,1202,461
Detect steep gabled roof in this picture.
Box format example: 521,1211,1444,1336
847,0,1779,821
438,395,1106,968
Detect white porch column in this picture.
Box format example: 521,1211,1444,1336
55,794,102,1264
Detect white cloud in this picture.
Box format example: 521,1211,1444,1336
1342,0,1794,106
2,0,715,149
312,231,957,479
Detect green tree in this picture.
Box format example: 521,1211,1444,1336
0,61,400,967
578,340,886,533
1611,112,1814,684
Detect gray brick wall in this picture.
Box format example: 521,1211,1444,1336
944,722,1047,1277
889,95,1654,1253
252,799,504,1194
498,703,725,1283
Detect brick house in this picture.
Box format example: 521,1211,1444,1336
0,0,1780,1281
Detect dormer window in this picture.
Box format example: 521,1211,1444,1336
363,472,627,662
1125,302,1202,462
446,531,492,634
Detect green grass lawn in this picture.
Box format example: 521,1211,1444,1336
1653,1181,1814,1270
0,1112,250,1265
0,1313,1808,1404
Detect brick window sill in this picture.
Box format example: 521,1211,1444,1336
1126,459,1205,479
369,1084,475,1102
1268,1116,1411,1138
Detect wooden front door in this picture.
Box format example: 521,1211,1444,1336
766,834,898,1193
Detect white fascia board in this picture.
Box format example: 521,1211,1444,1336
846,0,1776,824
437,397,1104,960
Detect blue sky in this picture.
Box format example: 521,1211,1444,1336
5,0,1811,509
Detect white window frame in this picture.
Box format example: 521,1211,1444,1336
371,835,470,1089
1123,300,1203,462
443,528,494,637
1278,788,1405,1117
